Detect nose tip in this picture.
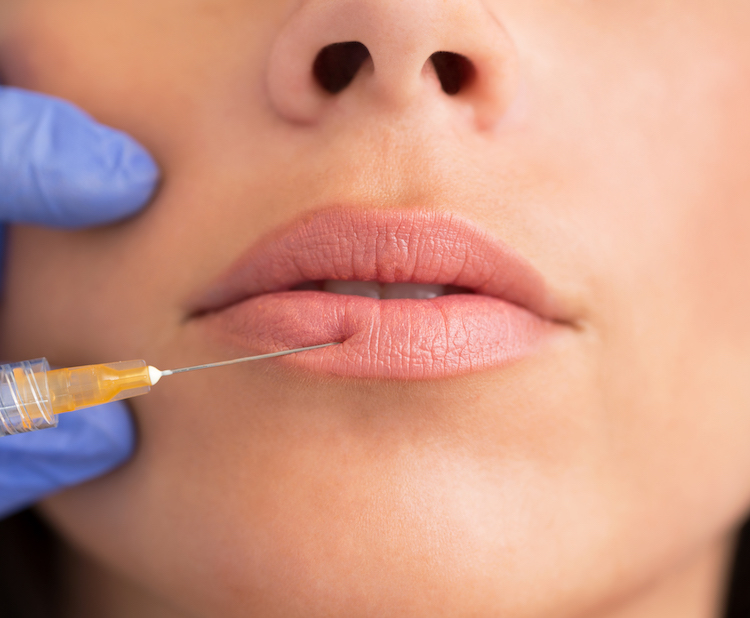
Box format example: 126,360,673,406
266,0,519,129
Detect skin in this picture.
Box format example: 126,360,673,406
2,0,750,616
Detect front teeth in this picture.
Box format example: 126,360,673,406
323,280,448,300
380,283,447,300
324,280,381,299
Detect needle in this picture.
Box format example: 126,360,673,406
155,342,340,380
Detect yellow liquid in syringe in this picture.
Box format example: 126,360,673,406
9,360,152,432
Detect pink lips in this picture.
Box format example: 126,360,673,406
190,210,566,380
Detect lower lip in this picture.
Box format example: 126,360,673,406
198,291,556,380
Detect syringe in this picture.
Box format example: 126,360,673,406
0,343,339,437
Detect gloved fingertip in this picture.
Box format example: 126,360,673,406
90,126,160,221
0,87,160,228
44,123,160,228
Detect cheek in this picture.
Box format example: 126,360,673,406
0,221,179,365
578,40,750,538
0,0,285,161
492,3,750,574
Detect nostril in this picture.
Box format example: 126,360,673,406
430,52,475,95
313,41,371,94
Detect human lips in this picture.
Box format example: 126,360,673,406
189,209,567,380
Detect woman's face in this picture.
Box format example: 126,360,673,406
2,0,750,616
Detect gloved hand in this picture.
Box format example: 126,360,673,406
0,86,159,518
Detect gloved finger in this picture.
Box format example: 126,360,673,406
0,401,135,518
0,86,159,228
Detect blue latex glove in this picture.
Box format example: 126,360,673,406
0,86,159,518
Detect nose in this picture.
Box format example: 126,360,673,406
266,0,520,130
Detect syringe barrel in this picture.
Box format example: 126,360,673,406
0,358,153,437
46,360,151,414
0,359,57,437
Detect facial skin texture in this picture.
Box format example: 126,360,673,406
2,0,750,616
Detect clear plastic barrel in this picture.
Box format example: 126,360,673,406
0,359,57,437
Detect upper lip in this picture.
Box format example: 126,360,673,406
188,208,567,323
